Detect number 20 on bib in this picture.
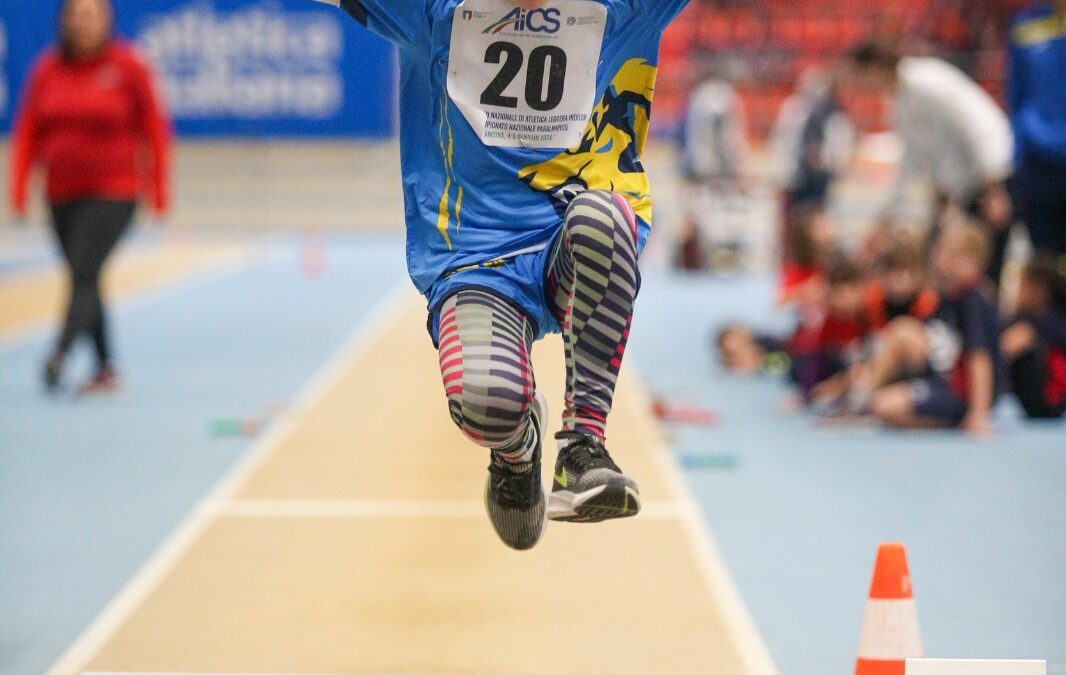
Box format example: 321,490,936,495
447,0,607,149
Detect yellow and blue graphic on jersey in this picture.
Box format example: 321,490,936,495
334,0,684,297
519,58,657,224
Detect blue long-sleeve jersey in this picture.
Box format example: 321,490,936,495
1008,3,1066,166
319,0,688,298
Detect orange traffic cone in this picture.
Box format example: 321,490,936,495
855,543,923,675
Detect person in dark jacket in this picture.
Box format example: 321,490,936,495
1008,1,1066,259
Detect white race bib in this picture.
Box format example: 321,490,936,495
447,0,606,149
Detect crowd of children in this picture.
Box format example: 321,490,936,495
717,220,1066,433
709,25,1066,435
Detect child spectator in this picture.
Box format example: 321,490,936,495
856,223,1003,434
715,325,793,376
812,244,940,408
778,203,836,306
716,255,869,397
819,256,871,358
789,255,871,400
865,243,940,328
1001,254,1066,419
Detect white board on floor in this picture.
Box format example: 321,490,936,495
906,658,1046,675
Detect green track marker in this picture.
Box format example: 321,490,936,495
679,453,739,471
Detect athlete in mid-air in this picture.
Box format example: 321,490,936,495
318,0,688,549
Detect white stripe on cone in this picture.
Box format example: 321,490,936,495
858,598,924,660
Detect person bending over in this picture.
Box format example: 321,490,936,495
849,40,1014,287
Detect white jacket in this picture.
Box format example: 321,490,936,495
891,57,1013,208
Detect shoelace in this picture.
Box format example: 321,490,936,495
555,432,618,472
488,461,540,506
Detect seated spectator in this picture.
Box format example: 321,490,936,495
778,203,836,306
717,256,868,397
812,244,940,406
788,256,872,401
715,325,793,376
865,243,940,329
1001,253,1066,419
855,223,1003,434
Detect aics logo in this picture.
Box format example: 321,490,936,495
482,7,562,34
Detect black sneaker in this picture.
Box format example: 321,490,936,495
483,390,548,550
547,431,641,523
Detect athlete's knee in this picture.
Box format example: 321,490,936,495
446,370,533,448
565,191,637,258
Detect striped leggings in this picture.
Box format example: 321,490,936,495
437,190,639,454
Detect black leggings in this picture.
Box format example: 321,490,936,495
50,198,136,366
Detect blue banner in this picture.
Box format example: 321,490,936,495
0,1,25,134
0,0,395,137
0,15,7,133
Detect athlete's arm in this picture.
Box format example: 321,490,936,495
633,0,691,29
313,0,426,46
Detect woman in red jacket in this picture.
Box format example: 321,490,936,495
9,0,172,394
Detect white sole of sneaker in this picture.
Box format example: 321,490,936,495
547,479,641,523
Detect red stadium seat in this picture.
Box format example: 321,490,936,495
654,0,1007,141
